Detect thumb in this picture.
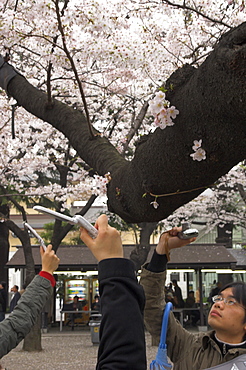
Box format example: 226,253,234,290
40,245,45,257
80,227,95,248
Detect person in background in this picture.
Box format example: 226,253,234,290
19,283,27,296
9,285,21,312
165,291,179,308
172,279,185,308
91,294,101,313
0,282,7,322
67,295,83,330
0,244,60,359
184,290,200,327
195,287,200,304
140,230,246,369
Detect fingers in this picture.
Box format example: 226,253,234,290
40,244,60,274
80,226,94,247
157,227,197,255
46,244,53,252
40,244,56,259
167,226,182,237
94,214,108,230
80,214,108,246
40,245,44,257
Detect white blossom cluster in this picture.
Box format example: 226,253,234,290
0,0,245,207
148,91,179,129
158,165,246,232
190,140,206,161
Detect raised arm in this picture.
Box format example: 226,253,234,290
140,228,196,346
80,215,146,370
0,245,60,359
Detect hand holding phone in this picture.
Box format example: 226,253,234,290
33,205,98,239
23,222,47,251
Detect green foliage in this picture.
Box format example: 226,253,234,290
159,86,167,93
39,222,54,244
39,221,69,245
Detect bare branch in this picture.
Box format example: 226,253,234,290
54,0,95,139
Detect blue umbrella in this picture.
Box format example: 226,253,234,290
150,302,173,370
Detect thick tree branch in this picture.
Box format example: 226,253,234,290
2,22,246,223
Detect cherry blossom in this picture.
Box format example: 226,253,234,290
149,92,179,129
150,198,160,209
192,140,203,151
190,147,207,161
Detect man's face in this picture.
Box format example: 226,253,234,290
208,287,246,343
11,286,17,292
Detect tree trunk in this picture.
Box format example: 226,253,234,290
3,22,246,223
22,317,42,352
130,222,158,271
0,204,10,285
4,219,42,351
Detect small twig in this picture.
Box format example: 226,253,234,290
162,0,232,29
14,0,18,11
149,184,214,198
55,0,95,139
11,104,16,139
46,61,53,108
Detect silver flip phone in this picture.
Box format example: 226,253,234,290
177,222,198,240
33,205,98,239
23,222,47,251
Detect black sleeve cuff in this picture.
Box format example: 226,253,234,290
147,249,168,272
98,258,136,281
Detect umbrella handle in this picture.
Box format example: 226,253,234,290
160,302,173,347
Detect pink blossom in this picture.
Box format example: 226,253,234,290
190,148,206,161
192,140,202,151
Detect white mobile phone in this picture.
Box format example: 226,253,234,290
33,205,98,239
23,222,47,251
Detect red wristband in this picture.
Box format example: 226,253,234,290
39,271,56,287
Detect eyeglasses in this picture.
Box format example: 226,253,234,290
212,295,246,309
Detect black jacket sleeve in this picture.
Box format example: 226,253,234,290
96,258,146,370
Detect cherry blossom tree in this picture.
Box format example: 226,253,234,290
0,0,245,351
0,0,245,224
0,103,103,350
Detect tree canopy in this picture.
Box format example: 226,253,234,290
0,0,245,223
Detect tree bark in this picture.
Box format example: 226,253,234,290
130,222,158,271
5,219,36,285
4,219,43,351
0,204,10,285
4,22,246,223
22,318,42,352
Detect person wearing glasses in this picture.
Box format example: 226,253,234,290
140,230,246,369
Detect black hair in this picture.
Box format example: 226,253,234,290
220,281,246,322
0,281,6,289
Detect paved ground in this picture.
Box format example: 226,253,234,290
1,325,199,369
